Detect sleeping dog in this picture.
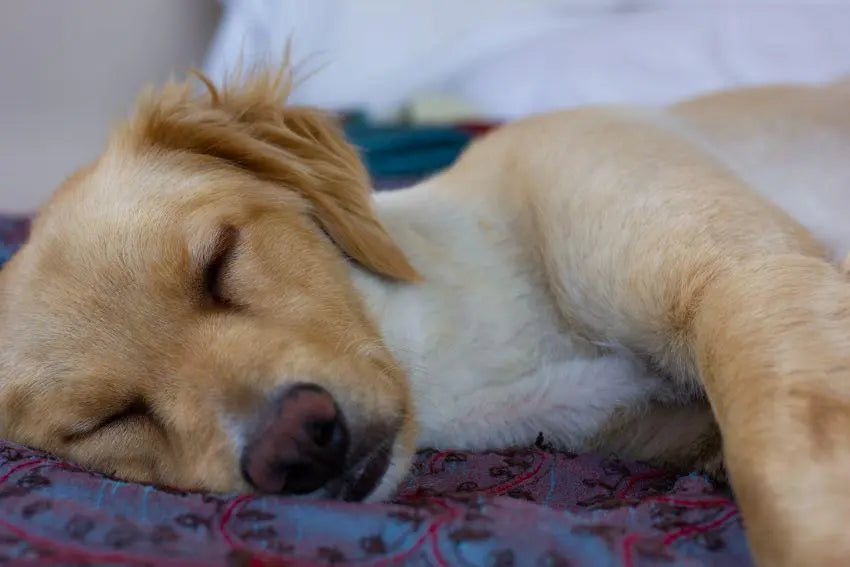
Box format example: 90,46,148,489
1,68,849,565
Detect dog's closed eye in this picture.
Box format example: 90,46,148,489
201,226,240,309
62,396,155,443
95,396,154,432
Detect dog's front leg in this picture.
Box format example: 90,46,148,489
692,256,850,566
553,213,850,564
458,109,850,563
550,211,850,564
557,230,850,564
484,113,850,566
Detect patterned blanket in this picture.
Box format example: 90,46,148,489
0,440,746,567
0,121,751,565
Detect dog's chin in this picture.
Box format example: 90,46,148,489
309,439,413,503
361,441,414,502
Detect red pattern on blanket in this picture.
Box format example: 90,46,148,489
0,215,750,565
0,440,749,566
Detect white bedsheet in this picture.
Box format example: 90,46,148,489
205,0,850,120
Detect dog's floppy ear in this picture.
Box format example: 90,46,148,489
128,69,419,282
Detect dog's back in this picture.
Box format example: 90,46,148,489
671,78,850,259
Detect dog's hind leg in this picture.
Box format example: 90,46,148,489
588,401,725,481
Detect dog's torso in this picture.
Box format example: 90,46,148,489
352,79,850,464
352,188,670,452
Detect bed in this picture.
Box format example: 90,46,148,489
0,120,750,566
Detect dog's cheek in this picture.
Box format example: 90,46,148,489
170,425,247,492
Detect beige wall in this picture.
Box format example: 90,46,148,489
0,0,220,213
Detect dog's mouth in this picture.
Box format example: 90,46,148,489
325,444,393,502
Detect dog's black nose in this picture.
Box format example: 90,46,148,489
240,384,349,495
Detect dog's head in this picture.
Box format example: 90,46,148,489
0,70,420,500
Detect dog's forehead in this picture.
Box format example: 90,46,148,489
0,159,198,336
3,222,183,339
42,145,303,238
0,227,190,393
0,142,310,381
48,149,209,219
28,170,188,289
29,147,256,279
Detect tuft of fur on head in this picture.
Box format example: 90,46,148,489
122,65,420,282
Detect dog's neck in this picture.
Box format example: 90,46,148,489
348,180,642,450
349,179,494,383
350,179,524,446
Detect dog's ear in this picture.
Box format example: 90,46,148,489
128,69,419,282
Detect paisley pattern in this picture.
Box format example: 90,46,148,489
0,441,748,566
0,214,749,565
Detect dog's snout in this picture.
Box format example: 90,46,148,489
240,384,349,495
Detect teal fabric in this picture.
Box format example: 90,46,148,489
344,114,476,177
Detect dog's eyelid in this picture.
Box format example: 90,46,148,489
62,396,155,443
200,225,240,309
96,396,154,430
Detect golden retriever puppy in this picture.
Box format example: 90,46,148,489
1,69,850,566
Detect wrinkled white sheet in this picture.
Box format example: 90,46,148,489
205,0,850,119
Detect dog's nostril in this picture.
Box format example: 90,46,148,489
241,384,350,495
274,461,325,495
306,418,344,449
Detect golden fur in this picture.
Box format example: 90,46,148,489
0,71,418,491
1,69,850,566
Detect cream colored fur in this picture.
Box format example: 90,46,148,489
0,73,849,566
358,79,850,565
